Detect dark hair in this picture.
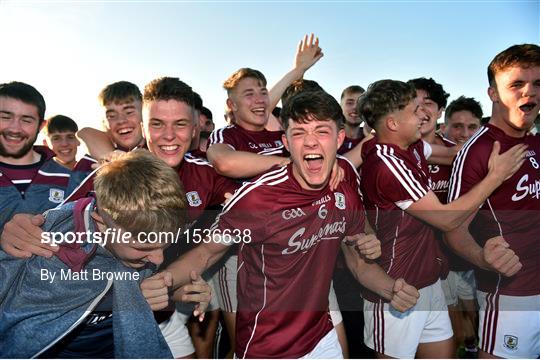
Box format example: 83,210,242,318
340,85,365,100
201,106,213,120
444,96,483,124
98,81,142,106
223,68,267,95
143,77,196,109
281,91,344,130
44,115,78,135
407,77,449,109
193,91,203,112
488,44,540,86
357,80,416,130
0,81,46,122
281,79,325,105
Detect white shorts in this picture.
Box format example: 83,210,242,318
477,291,540,358
213,252,238,313
363,280,453,358
329,283,343,326
301,328,343,359
441,270,477,306
158,310,195,358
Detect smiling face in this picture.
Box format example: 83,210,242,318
283,118,344,191
0,96,41,163
444,110,480,143
341,91,363,126
103,99,143,150
46,131,80,166
227,77,269,132
143,99,195,168
489,65,540,137
392,98,425,148
415,89,442,137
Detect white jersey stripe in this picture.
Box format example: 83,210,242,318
387,147,427,197
375,145,424,201
242,245,267,359
12,179,32,184
448,126,489,201
209,167,288,232
38,170,71,178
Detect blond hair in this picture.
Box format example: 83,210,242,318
223,68,267,95
94,150,187,237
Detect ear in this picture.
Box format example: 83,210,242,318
226,98,237,112
282,133,290,152
386,116,399,132
488,86,499,103
90,211,107,233
337,128,345,149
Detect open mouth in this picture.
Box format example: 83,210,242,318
158,144,180,154
304,153,324,172
1,132,26,143
58,149,73,155
519,102,537,114
251,107,266,116
117,127,134,136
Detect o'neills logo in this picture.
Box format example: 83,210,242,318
282,217,347,255
511,174,540,202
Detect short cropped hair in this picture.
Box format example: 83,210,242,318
340,85,365,100
223,68,267,95
193,91,203,112
143,77,196,111
201,106,213,120
98,81,142,106
488,44,540,86
407,77,449,109
0,81,46,122
357,80,417,130
44,115,78,135
281,91,344,131
94,150,187,237
444,96,483,124
282,79,325,106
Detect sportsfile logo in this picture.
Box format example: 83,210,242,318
511,174,540,201
282,208,306,220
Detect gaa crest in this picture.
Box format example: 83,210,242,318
503,335,518,351
48,188,65,203
186,191,202,207
334,192,346,210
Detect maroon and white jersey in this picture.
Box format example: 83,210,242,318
448,124,540,296
361,140,446,301
428,134,455,203
208,124,285,156
338,135,363,155
210,157,364,358
179,153,238,222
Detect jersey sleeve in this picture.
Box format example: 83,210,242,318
447,142,489,202
210,184,268,246
208,127,237,150
375,159,429,210
208,171,241,207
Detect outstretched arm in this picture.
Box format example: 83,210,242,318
268,33,324,110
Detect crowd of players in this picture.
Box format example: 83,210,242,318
0,36,538,359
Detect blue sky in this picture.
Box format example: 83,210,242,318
1,0,538,130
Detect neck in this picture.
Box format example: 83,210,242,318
422,130,437,144
237,119,266,132
377,132,410,150
490,107,527,138
54,157,76,170
344,123,360,138
0,149,40,165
